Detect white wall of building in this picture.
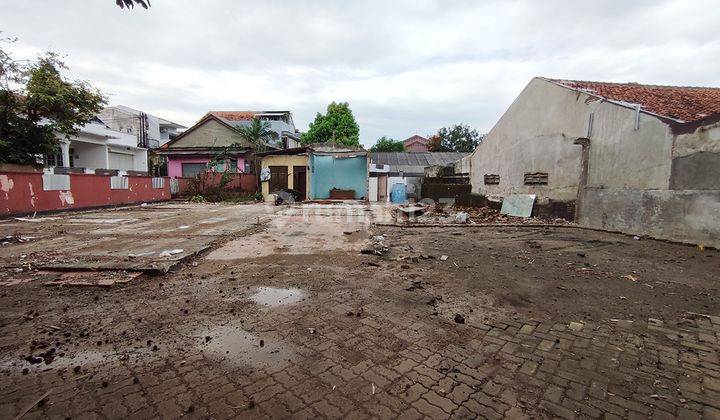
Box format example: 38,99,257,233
469,77,676,203
72,141,108,169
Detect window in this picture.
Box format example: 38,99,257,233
43,153,63,167
227,160,238,173
181,163,207,178
524,172,548,185
484,174,500,185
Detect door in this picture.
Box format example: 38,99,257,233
268,166,288,193
292,166,307,201
108,152,135,171
377,174,388,201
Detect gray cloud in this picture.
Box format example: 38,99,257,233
3,0,719,146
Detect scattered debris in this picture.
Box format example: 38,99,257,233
397,205,427,217
440,255,448,261
500,194,536,218
13,390,51,420
405,280,424,291
454,212,469,223
159,249,184,257
568,321,584,332
1,235,35,245
361,235,389,256
621,274,638,282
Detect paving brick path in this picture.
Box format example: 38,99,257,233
2,306,719,419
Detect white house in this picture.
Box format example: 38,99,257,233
98,105,187,149
45,117,148,172
470,77,720,247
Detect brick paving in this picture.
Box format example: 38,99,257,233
3,298,720,419
0,206,719,419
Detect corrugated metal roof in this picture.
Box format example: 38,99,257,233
370,152,467,167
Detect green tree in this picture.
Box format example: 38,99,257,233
434,124,483,152
234,117,278,177
300,102,360,147
0,39,106,165
369,136,405,152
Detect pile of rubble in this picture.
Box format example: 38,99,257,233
394,203,571,225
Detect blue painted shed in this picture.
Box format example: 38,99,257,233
309,151,368,200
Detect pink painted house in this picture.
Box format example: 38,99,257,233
156,111,299,178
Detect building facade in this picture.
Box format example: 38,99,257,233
158,111,300,178
369,152,467,202
45,117,148,173
470,77,720,247
403,135,429,152
98,105,186,149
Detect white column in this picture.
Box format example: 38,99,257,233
60,141,71,167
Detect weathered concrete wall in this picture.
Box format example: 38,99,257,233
0,171,171,216
169,119,250,148
469,78,587,203
579,188,720,248
470,77,678,201
586,103,673,189
670,121,720,190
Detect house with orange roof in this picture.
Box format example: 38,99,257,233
402,135,429,152
469,77,720,247
155,111,300,178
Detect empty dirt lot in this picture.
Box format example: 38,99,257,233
0,202,719,419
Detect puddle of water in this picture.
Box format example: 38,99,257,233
251,287,305,308
197,325,292,369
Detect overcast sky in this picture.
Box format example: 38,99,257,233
3,0,719,146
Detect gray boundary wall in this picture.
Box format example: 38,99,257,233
578,188,720,248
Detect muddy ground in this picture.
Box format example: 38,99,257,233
0,202,718,419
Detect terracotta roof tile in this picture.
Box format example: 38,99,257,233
550,79,720,123
207,111,260,121
403,135,429,145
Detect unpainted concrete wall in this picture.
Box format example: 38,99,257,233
169,119,250,148
469,78,678,201
586,102,673,189
579,188,720,248
469,78,587,203
670,121,720,190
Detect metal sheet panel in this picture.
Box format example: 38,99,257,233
500,194,536,218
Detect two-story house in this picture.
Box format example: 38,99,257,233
45,117,148,173
97,105,187,149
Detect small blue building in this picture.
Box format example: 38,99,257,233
308,145,368,200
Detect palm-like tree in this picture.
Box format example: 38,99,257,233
234,118,278,176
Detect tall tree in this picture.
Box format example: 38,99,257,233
300,102,360,147
369,136,405,152
0,39,106,165
427,134,443,152
433,124,483,152
234,117,277,175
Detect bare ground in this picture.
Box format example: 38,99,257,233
0,202,719,419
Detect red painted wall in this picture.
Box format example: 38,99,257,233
175,173,257,196
0,171,172,216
